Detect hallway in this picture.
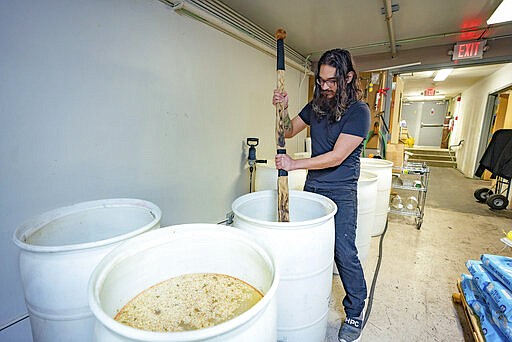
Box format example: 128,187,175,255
326,167,512,341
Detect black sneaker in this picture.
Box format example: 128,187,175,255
338,316,363,342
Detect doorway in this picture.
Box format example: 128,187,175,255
401,100,448,147
475,86,512,179
392,62,511,168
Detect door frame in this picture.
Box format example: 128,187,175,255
474,85,512,177
383,59,512,151
475,94,498,177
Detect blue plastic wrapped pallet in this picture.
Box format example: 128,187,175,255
464,256,512,341
479,254,512,341
461,274,505,341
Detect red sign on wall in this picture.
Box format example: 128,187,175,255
424,88,436,96
452,40,486,61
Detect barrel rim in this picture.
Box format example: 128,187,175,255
12,198,162,253
231,190,337,229
360,157,394,167
87,224,279,341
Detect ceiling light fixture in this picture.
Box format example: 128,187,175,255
405,95,446,101
487,0,512,25
433,68,453,82
365,61,421,72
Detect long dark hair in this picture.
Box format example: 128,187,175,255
312,48,362,122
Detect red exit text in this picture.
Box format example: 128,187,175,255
452,40,486,61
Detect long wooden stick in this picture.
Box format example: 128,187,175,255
275,28,289,222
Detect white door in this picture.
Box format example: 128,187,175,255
417,100,448,146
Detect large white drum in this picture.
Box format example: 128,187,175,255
13,199,162,342
232,190,336,342
356,171,378,265
88,224,279,342
360,158,393,236
255,164,377,272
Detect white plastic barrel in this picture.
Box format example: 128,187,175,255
88,224,279,342
13,198,162,342
232,190,336,342
356,171,378,266
360,158,393,236
254,162,307,192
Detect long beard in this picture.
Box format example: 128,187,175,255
315,91,337,114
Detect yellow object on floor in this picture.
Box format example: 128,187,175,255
400,137,415,148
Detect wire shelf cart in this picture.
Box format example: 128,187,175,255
389,162,430,229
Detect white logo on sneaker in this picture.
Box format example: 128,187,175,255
346,318,360,328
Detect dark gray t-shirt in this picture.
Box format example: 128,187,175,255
299,100,370,188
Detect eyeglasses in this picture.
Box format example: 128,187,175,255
316,77,337,88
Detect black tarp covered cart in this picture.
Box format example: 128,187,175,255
474,129,512,210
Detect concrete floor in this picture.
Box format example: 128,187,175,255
325,167,512,341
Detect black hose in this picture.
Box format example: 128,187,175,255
362,218,389,328
0,314,29,332
249,166,254,193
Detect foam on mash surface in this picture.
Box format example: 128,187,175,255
115,273,263,332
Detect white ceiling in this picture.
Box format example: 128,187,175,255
399,63,506,99
218,0,512,98
220,0,510,58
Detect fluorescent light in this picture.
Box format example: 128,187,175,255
366,62,421,72
405,95,446,101
487,0,512,24
433,68,453,82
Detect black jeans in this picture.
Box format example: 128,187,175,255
304,183,367,318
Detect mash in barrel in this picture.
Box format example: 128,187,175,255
114,273,263,332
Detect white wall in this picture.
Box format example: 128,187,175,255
451,63,512,177
0,0,308,336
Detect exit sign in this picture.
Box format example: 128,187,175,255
452,40,486,61
424,88,436,96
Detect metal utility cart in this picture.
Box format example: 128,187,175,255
473,129,512,210
389,162,430,229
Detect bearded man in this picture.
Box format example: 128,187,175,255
273,48,370,342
